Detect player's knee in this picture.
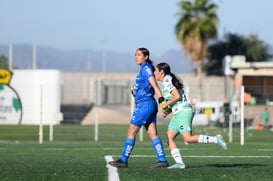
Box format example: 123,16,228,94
166,134,176,145
183,136,193,143
146,129,157,138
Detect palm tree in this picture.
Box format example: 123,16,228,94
175,0,218,100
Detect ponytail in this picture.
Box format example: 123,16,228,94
146,59,155,72
170,73,183,89
156,62,183,89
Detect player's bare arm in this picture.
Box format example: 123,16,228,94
148,76,162,98
164,88,181,108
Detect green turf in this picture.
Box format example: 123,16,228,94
0,125,273,181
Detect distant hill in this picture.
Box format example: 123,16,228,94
0,44,191,73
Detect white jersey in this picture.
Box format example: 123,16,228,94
162,75,192,114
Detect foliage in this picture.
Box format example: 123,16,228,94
243,34,273,62
175,0,218,62
205,33,273,76
175,0,218,100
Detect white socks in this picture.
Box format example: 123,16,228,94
171,148,184,164
198,135,217,144
170,135,218,165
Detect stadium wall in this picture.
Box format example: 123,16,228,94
60,72,234,105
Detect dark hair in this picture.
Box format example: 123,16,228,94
156,62,183,89
137,47,155,71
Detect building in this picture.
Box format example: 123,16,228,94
230,56,273,104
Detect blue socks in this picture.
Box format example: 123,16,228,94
121,138,135,163
121,137,167,163
152,137,167,162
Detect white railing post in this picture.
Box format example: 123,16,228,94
240,86,245,145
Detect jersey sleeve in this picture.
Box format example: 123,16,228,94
163,75,175,93
142,64,154,79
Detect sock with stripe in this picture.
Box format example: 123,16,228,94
121,138,135,163
198,135,217,144
171,148,184,164
152,137,167,162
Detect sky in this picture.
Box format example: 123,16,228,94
0,0,272,57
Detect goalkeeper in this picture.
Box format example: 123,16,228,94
154,62,228,169
108,48,169,168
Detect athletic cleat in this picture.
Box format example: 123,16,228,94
151,161,169,168
167,163,186,169
108,159,128,168
216,135,227,151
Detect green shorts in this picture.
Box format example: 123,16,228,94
168,109,194,134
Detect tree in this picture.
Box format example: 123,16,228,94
0,55,9,69
243,34,272,62
175,0,218,100
205,33,244,76
205,33,273,75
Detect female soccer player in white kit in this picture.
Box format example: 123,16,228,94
154,62,227,169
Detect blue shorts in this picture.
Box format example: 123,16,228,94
130,99,158,127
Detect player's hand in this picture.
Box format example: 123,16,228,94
158,97,165,104
159,100,171,116
130,84,136,97
158,97,167,109
160,100,167,109
162,107,171,117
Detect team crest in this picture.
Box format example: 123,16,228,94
0,69,22,124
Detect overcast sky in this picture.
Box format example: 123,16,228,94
0,0,272,56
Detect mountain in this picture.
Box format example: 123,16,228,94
0,44,191,73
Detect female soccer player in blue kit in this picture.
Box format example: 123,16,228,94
154,62,227,169
108,48,169,168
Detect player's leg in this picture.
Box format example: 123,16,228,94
180,111,227,151
182,132,227,151
197,134,227,150
108,124,140,168
145,100,168,168
166,117,185,169
109,104,144,168
146,122,169,168
121,124,139,162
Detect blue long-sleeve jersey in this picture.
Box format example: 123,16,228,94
134,62,155,103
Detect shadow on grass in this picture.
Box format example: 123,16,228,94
190,163,267,168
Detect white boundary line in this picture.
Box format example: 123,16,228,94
104,154,273,181
41,147,273,151
110,154,273,158
105,155,120,181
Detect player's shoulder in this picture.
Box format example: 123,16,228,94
142,62,152,70
163,75,172,84
141,63,153,76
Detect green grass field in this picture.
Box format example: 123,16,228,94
0,125,273,181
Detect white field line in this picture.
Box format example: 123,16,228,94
104,154,273,181
109,155,273,158
42,147,273,151
105,155,120,181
